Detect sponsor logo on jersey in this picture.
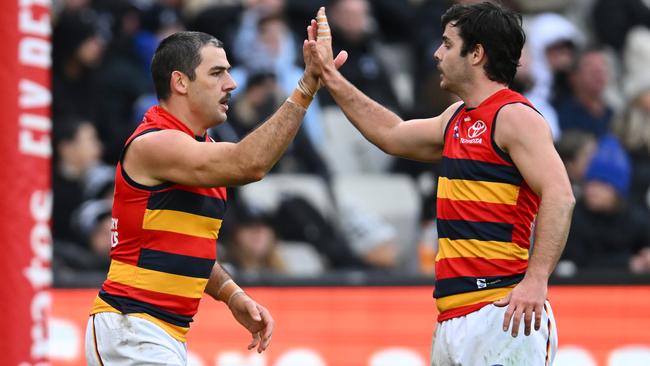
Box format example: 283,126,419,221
467,120,487,138
476,278,487,289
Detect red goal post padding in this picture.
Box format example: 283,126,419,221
0,1,52,365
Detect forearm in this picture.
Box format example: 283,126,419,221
235,96,308,179
526,193,575,281
322,68,403,152
205,262,243,304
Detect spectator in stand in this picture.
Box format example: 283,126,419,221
320,0,401,113
223,201,287,276
226,72,330,179
612,26,650,208
630,248,650,274
555,130,597,198
52,8,105,121
52,118,104,243
555,47,614,137
230,11,325,146
93,2,152,164
612,74,650,208
592,0,650,53
338,201,399,270
525,13,584,141
562,135,650,273
53,199,113,286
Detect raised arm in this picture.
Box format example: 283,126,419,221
125,97,309,187
493,103,575,337
124,35,328,188
306,7,458,162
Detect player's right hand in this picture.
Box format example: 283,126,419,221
228,293,274,353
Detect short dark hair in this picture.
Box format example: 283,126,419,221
151,31,223,100
441,1,525,85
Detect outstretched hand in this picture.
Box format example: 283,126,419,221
229,293,274,353
303,7,348,83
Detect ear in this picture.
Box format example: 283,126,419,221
170,70,189,96
471,44,486,66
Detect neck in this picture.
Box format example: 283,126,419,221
455,79,508,109
159,99,208,136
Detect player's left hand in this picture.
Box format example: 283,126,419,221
493,276,547,337
228,293,274,353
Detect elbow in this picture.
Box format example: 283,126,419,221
246,168,266,183
377,138,399,156
241,160,267,183
561,187,576,208
550,188,576,210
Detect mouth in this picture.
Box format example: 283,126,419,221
219,94,230,111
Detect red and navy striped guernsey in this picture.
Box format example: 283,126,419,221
434,89,541,322
90,106,226,341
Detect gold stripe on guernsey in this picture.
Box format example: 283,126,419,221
436,238,529,261
436,286,514,312
437,177,520,205
142,209,222,239
107,260,208,298
90,296,188,342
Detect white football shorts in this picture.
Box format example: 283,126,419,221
85,312,187,366
431,301,557,366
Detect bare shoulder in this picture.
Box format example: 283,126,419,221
442,101,465,121
129,129,195,159
496,102,552,149
436,100,465,133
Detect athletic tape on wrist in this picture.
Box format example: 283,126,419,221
227,289,246,308
216,279,243,304
288,88,313,110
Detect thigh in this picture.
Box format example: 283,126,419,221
85,312,187,366
459,302,556,366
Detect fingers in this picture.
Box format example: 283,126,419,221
334,50,349,69
307,22,316,42
503,304,541,337
502,303,514,334
248,332,260,350
493,293,510,307
534,304,542,331
523,307,533,336
510,306,524,337
257,305,275,353
316,7,331,42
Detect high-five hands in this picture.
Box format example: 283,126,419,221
303,7,348,82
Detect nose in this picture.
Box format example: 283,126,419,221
224,71,237,92
433,45,442,63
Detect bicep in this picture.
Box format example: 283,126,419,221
387,117,444,161
499,106,571,196
386,102,461,161
127,131,250,187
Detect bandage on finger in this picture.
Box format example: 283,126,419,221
316,14,330,40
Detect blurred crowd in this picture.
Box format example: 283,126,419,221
51,0,650,286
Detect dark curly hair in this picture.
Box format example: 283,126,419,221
441,1,525,86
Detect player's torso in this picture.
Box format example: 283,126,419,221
434,89,540,321
92,106,227,339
